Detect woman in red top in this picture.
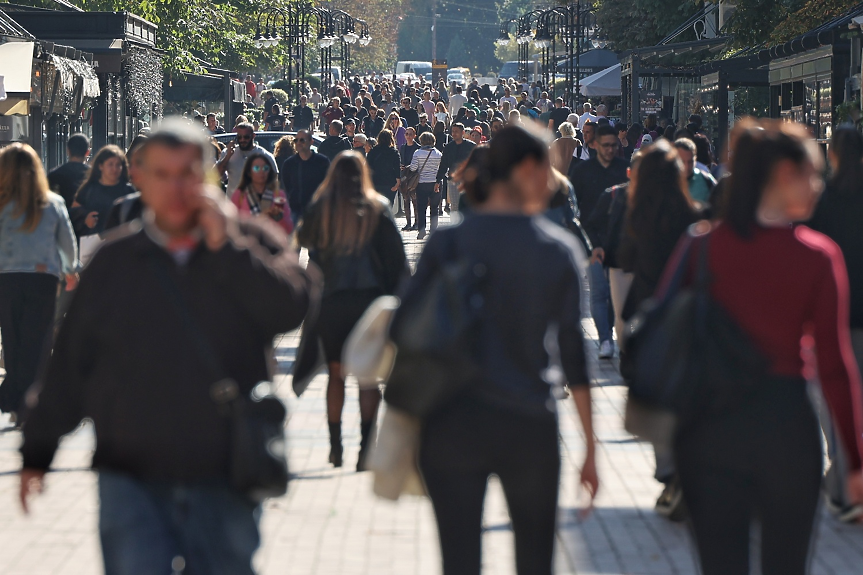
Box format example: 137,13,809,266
669,119,863,575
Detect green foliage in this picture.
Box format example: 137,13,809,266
769,0,859,44
303,75,322,90
725,0,807,47
445,34,468,65
595,0,703,51
71,0,402,82
397,0,508,74
260,89,289,105
494,33,519,64
271,80,293,92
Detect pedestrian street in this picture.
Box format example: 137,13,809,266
1,212,862,575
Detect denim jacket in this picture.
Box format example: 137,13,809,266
0,192,78,278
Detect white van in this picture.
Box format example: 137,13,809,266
394,61,433,82
313,66,342,83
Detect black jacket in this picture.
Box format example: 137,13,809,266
291,105,315,131
584,183,628,268
317,135,351,161
399,107,419,128
48,161,88,209
568,156,629,222
366,145,402,194
436,139,476,181
21,219,320,481
281,152,331,218
618,202,699,320
809,183,863,328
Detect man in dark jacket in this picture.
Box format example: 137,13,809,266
19,119,320,575
48,133,90,209
583,152,639,353
569,124,629,359
436,123,476,213
291,95,315,131
317,120,351,161
282,130,331,227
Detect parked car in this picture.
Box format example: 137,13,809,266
447,72,466,88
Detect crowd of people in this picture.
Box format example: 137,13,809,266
0,70,861,575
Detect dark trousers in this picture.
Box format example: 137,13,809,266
403,189,417,225
675,378,822,575
0,273,58,414
419,395,560,575
415,183,441,232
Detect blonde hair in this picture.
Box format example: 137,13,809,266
386,112,402,131
298,152,383,255
0,143,50,232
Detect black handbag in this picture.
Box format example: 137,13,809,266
624,227,768,421
384,229,487,418
148,255,290,502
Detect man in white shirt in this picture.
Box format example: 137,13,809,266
499,86,518,109
448,85,467,116
578,103,597,130
595,104,613,127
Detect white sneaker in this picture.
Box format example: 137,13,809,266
599,340,614,359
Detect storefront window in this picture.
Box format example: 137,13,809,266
819,78,832,141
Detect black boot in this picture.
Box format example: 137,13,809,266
356,420,376,472
328,422,343,468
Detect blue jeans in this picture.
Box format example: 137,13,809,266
587,261,614,344
99,471,261,575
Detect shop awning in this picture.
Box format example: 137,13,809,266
580,64,621,96
51,54,100,99
0,41,35,93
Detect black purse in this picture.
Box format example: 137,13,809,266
624,227,769,422
148,255,289,502
384,229,487,418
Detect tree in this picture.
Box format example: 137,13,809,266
725,0,807,48
595,0,702,51
769,0,858,44
494,33,519,64
445,34,467,66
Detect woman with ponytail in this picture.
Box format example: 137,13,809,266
403,126,599,575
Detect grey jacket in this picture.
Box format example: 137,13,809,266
0,192,78,278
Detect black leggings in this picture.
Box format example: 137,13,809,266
0,273,58,414
419,394,560,575
675,378,822,575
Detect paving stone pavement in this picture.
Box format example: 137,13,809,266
1,208,863,574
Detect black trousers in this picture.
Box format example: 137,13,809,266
415,183,441,232
0,273,58,414
419,394,560,575
675,378,822,575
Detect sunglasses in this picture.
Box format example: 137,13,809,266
295,138,309,143
251,165,271,173
237,135,253,141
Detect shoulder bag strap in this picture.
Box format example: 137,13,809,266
245,188,262,215
418,149,432,175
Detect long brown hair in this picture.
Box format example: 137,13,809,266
237,153,278,194
0,143,50,232
626,140,695,241
300,152,383,255
77,145,129,197
722,118,817,238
